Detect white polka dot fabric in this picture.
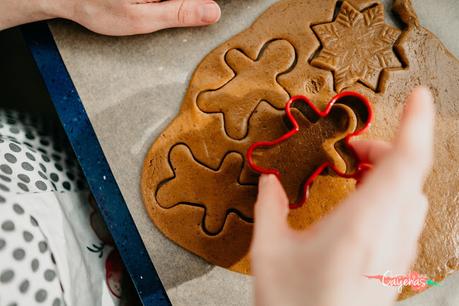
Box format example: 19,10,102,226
0,196,64,306
0,110,85,194
0,110,121,306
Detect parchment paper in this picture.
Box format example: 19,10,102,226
48,0,459,305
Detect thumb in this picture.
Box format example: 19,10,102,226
253,174,290,244
142,0,221,31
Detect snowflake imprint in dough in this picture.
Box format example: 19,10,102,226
311,2,402,92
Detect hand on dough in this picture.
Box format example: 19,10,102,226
251,87,434,306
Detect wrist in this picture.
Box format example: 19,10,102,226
0,0,68,30
37,0,69,20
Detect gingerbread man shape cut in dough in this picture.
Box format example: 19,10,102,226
197,39,295,140
247,92,372,208
156,144,257,235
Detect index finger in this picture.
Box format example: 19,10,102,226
353,86,434,209
325,87,433,271
324,86,434,237
394,86,435,181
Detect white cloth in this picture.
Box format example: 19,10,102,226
0,109,121,306
0,191,117,306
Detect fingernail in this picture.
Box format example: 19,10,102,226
201,2,221,24
259,174,275,187
418,85,430,94
258,174,267,188
416,86,433,101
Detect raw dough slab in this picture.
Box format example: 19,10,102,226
48,0,459,305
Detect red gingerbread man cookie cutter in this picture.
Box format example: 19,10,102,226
246,91,373,208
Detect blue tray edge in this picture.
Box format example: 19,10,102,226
20,21,171,306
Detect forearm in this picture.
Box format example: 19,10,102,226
0,0,63,31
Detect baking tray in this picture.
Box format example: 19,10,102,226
19,0,459,304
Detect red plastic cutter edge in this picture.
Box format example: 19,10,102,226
246,91,373,209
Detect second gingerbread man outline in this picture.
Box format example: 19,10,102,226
156,144,257,235
197,39,296,140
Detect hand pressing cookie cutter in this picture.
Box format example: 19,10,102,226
246,91,373,209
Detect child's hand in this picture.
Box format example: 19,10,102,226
251,87,434,306
1,0,221,34
62,0,221,35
